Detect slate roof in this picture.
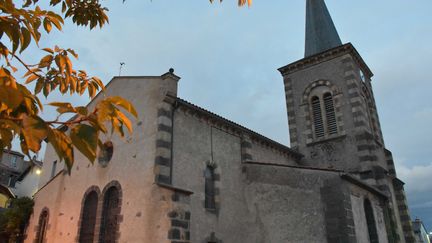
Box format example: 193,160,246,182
305,0,342,57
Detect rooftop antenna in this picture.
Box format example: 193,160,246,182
119,62,125,76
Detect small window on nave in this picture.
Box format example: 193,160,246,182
204,166,216,210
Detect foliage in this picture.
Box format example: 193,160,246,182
0,0,138,172
0,197,34,243
0,0,249,173
210,0,252,7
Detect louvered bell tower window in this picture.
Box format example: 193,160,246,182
323,93,338,135
311,96,325,138
309,89,339,140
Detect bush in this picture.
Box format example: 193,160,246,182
0,197,34,243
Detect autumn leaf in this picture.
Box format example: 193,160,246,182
70,124,98,162
21,115,48,153
47,128,74,172
105,96,138,118
49,102,76,114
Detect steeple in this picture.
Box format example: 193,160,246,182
305,0,342,57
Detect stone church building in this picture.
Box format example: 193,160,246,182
25,1,415,242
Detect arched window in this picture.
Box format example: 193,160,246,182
204,166,216,210
364,199,379,243
79,191,98,243
311,96,325,138
362,85,379,139
323,93,337,135
35,209,49,243
99,185,121,243
309,89,339,139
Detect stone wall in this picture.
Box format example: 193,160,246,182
25,73,179,243
348,182,389,243
170,103,389,243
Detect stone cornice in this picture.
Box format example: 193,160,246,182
341,174,388,199
278,43,374,79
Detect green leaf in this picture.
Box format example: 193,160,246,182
20,27,31,53
0,128,13,148
21,115,48,152
11,24,20,54
62,1,67,12
0,140,3,158
70,124,98,162
75,106,88,116
47,128,74,173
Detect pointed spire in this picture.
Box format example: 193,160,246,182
305,0,342,57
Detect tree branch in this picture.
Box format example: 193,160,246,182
11,52,44,78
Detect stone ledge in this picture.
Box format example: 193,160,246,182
156,183,194,195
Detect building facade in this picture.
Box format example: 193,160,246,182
25,1,415,242
12,159,43,198
413,219,430,243
0,150,28,188
0,149,43,199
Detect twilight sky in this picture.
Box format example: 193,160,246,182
22,0,432,230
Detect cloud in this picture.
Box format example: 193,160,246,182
397,162,432,194
395,160,432,229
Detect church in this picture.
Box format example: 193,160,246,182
25,1,416,242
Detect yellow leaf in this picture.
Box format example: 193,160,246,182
34,78,44,94
65,56,73,75
43,18,52,33
67,49,78,59
55,55,65,73
116,110,133,133
43,82,51,97
48,102,76,114
42,47,54,54
39,54,53,68
25,74,38,84
105,96,138,118
0,86,24,110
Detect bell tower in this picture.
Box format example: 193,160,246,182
280,0,384,171
278,0,416,242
